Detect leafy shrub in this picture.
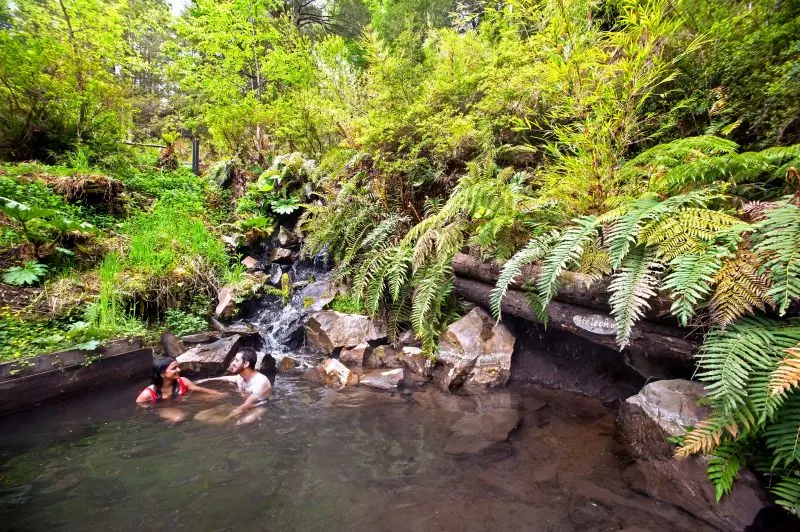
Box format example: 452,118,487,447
330,292,363,314
163,308,208,337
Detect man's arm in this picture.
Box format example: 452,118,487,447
195,376,238,385
229,378,271,418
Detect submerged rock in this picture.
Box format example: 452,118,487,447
303,358,358,389
278,355,298,373
305,311,387,354
618,379,768,531
360,368,403,391
434,308,515,392
176,334,241,375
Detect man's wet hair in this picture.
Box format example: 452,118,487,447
238,348,258,371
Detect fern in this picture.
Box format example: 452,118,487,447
641,207,744,261
707,442,744,502
772,476,800,516
607,246,662,348
763,393,800,469
709,251,773,328
770,346,800,397
676,417,728,457
411,258,455,353
490,232,554,319
535,216,600,320
662,251,723,326
752,200,800,315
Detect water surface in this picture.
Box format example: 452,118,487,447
0,376,712,531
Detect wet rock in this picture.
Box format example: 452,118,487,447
160,332,184,358
401,366,431,390
618,379,768,530
364,344,402,368
221,233,245,249
176,335,241,375
241,256,259,270
180,331,223,345
360,368,403,391
256,353,277,377
340,343,372,366
434,308,515,392
269,247,293,264
278,356,298,372
398,346,434,377
303,358,358,389
277,226,298,247
305,311,387,354
299,281,340,313
397,329,421,348
268,264,283,286
210,318,261,339
443,408,521,455
215,287,236,318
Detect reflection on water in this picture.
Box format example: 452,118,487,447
0,377,713,532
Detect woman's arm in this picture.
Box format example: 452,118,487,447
182,377,226,397
136,388,154,404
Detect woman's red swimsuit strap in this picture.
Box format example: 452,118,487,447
145,377,187,403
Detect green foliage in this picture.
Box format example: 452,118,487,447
164,308,208,337
752,199,800,316
2,261,47,286
707,442,744,503
607,246,661,348
330,292,363,314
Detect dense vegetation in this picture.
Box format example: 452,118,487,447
1,0,799,515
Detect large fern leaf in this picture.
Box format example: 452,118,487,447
772,476,800,516
535,216,600,318
770,345,800,398
662,251,723,327
709,251,773,328
707,442,744,502
763,392,800,469
607,246,662,348
641,207,744,261
490,233,554,319
752,200,800,315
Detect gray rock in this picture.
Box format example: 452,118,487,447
365,344,402,368
268,263,283,286
180,331,222,345
221,233,244,249
618,379,768,531
444,408,521,455
269,247,293,264
215,287,235,318
397,329,421,347
299,281,339,312
340,343,372,366
241,256,258,269
277,226,298,247
434,308,515,392
176,335,241,375
398,346,434,377
160,332,184,358
305,311,386,354
302,358,358,389
360,368,403,391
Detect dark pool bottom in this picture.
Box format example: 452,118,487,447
0,377,713,532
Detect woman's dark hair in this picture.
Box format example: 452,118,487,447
239,348,258,371
151,356,178,398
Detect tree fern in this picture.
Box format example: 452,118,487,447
662,251,723,326
752,200,800,315
535,215,600,320
490,232,555,319
607,246,662,348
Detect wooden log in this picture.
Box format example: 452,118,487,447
0,347,152,416
452,253,674,318
454,277,699,362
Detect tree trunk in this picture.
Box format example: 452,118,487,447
452,253,675,318
454,277,699,363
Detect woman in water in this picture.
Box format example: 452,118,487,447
136,356,224,404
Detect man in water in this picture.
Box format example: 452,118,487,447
196,348,271,425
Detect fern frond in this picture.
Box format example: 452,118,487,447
763,393,800,469
386,245,413,303
771,346,800,398
772,476,800,516
607,246,662,349
709,251,773,328
411,258,454,353
662,251,723,326
697,318,800,414
535,216,600,314
642,207,744,261
577,243,611,282
752,200,800,315
676,418,727,457
490,233,555,319
707,442,744,502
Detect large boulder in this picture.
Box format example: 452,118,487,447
305,311,387,354
340,343,372,367
434,308,515,392
176,335,241,375
299,280,340,313
215,287,236,318
303,358,359,389
618,379,769,531
160,332,184,358
364,344,402,368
